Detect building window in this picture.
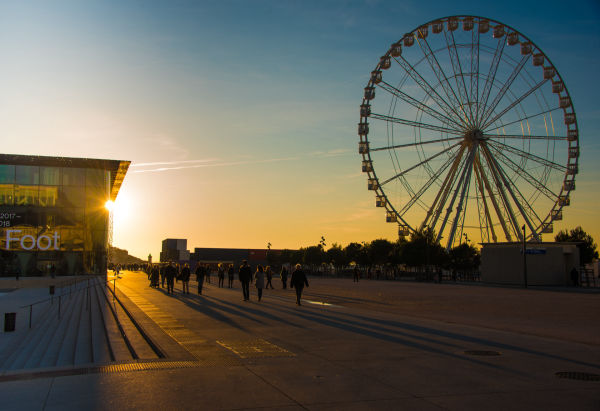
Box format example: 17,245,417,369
40,167,60,185
62,168,86,186
0,165,15,183
16,166,40,185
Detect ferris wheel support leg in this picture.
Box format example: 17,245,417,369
424,145,466,230
444,146,478,249
482,144,541,241
436,146,477,245
475,156,512,242
481,145,523,241
474,163,497,242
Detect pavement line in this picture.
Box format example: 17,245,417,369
115,282,240,366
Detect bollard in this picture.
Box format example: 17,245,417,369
29,306,32,329
49,285,55,295
58,296,61,320
4,312,16,332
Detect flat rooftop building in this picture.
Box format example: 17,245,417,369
0,153,130,276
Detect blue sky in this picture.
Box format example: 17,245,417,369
1,0,598,258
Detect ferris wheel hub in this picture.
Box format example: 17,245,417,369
464,129,484,144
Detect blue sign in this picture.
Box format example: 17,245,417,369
525,248,546,255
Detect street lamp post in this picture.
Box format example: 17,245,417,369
522,225,527,288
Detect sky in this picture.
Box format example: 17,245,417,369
1,0,599,259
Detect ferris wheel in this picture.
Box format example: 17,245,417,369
358,15,579,249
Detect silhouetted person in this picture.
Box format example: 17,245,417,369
160,264,166,288
239,260,252,301
280,266,288,289
265,266,274,289
353,266,360,282
150,264,160,288
218,263,225,288
291,263,309,305
181,263,191,294
228,264,234,288
570,267,579,286
254,265,266,301
166,262,176,294
206,265,211,284
195,263,206,295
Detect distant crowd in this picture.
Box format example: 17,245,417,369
144,260,309,305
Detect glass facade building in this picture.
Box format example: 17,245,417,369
0,154,129,276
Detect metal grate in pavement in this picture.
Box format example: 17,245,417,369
555,372,600,381
216,339,295,359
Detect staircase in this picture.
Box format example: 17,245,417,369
0,278,160,373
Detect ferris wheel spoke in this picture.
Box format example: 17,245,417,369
380,142,462,186
486,140,566,172
479,37,507,125
479,54,530,126
483,133,567,141
484,107,561,133
482,143,541,239
487,143,557,201
377,81,463,129
481,78,549,129
370,113,464,135
475,156,514,242
398,153,457,217
471,27,481,123
415,35,471,126
444,29,475,124
480,145,524,241
371,136,463,152
394,55,467,127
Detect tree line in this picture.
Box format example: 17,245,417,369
268,228,480,277
267,226,598,277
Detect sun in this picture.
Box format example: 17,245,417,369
104,200,115,211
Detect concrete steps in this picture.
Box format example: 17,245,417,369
0,278,161,373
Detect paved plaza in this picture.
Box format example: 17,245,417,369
0,271,599,410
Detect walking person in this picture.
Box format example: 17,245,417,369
218,263,225,288
290,264,309,306
353,266,360,282
166,262,176,294
160,264,166,288
255,265,265,302
280,266,288,289
228,264,234,288
206,265,211,284
151,264,160,288
181,263,191,294
239,260,252,301
195,263,206,295
265,266,274,289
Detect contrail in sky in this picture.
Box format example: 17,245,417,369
131,149,352,173
132,156,299,173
